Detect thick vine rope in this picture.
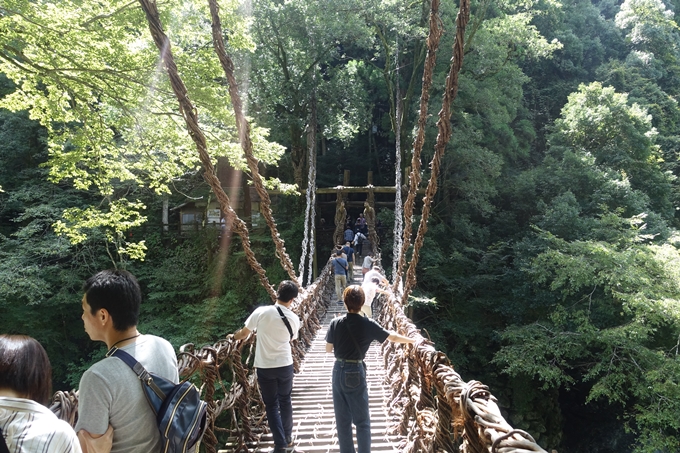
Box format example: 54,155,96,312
299,95,317,286
333,191,346,247
365,189,379,256
136,0,276,301
391,37,404,285
401,0,471,305
208,0,297,282
306,131,317,286
393,0,444,295
375,285,548,453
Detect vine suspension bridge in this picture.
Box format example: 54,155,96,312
46,0,550,451
50,258,549,453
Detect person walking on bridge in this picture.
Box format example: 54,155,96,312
333,250,348,302
361,255,374,278
353,231,367,258
342,241,355,282
343,226,354,244
232,281,301,453
325,285,415,453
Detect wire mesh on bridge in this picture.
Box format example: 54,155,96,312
50,261,548,453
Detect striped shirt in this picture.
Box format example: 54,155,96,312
0,397,81,453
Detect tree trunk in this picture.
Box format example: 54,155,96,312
162,195,169,232
290,124,307,190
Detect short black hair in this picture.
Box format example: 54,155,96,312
343,285,365,312
277,280,299,302
83,269,141,331
0,335,52,406
335,250,343,256
371,277,380,284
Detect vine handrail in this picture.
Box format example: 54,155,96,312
375,287,548,453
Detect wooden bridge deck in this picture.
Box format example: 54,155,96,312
221,272,404,452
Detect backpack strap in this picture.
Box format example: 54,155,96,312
106,347,166,400
275,306,294,340
0,426,9,453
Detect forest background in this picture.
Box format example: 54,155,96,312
1,0,680,452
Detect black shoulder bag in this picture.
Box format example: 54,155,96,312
276,305,294,340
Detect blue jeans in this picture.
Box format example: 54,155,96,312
332,361,370,453
257,365,294,449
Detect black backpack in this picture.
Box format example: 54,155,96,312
107,347,208,453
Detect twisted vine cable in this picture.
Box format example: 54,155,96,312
393,0,444,295
333,190,346,247
392,36,404,286
299,94,317,286
208,0,297,282
307,149,317,286
401,0,471,305
137,0,276,301
365,189,379,256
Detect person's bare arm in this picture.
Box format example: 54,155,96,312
326,342,334,353
387,332,415,344
233,326,252,341
78,425,113,452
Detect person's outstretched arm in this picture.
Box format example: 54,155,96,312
387,332,415,344
233,326,252,341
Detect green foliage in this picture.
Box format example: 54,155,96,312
0,0,285,260
494,224,680,452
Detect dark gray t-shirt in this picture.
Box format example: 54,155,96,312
75,335,179,453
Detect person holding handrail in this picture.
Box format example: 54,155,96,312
232,281,301,453
325,285,415,453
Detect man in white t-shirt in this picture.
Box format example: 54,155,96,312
360,277,388,318
361,255,374,278
233,281,301,453
363,266,388,286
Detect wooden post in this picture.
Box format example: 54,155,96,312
343,170,350,186
367,171,373,186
